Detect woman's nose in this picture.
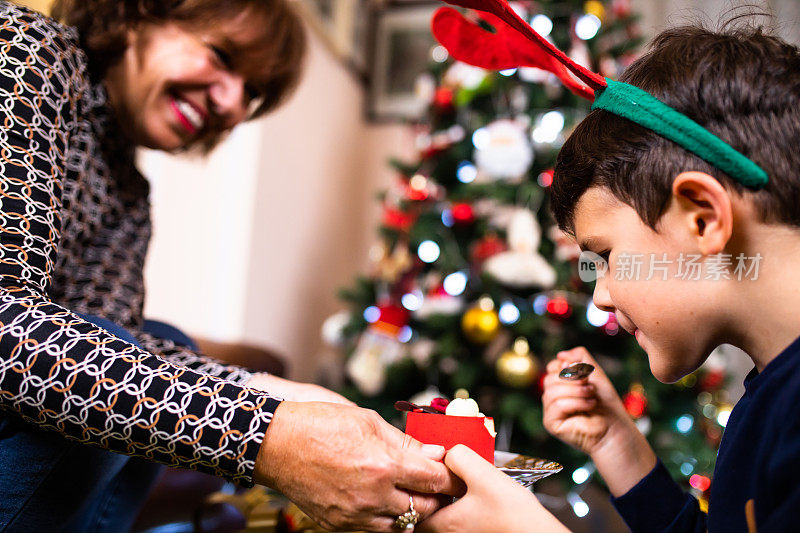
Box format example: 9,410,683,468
208,72,248,128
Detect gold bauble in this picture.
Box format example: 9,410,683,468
461,297,500,344
584,0,605,21
496,338,538,388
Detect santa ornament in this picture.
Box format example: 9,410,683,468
473,118,534,180
346,305,409,396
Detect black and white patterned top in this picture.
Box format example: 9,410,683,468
0,2,281,486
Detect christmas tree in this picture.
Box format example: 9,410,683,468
325,0,731,515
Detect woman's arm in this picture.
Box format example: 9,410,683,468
0,5,279,486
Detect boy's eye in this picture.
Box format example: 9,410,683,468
598,250,611,262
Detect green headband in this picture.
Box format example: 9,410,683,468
592,78,769,189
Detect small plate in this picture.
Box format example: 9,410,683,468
494,451,562,488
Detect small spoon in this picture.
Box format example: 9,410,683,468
394,401,440,414
559,362,595,380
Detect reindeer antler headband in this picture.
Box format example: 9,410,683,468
431,0,768,188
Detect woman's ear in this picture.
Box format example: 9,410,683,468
670,171,733,256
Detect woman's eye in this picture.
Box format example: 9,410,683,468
244,83,261,101
210,45,233,68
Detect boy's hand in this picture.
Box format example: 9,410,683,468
542,347,657,497
542,347,629,455
417,445,570,533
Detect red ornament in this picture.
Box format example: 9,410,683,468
602,313,620,335
383,208,417,231
546,297,571,318
537,371,547,396
434,87,454,109
689,474,712,493
612,0,632,18
699,369,725,391
406,185,429,201
470,234,507,265
372,304,409,336
538,169,554,187
623,384,647,419
451,203,475,224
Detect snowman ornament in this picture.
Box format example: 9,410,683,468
484,208,557,288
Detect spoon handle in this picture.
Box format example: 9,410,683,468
394,401,440,414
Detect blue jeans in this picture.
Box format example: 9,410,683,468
0,316,195,532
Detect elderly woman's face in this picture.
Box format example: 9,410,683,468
104,21,260,151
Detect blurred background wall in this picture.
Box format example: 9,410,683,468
10,0,800,380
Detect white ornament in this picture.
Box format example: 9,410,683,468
409,338,436,366
445,397,480,417
484,209,557,288
444,61,488,90
415,73,436,104
415,293,465,319
473,119,534,180
321,311,350,348
346,329,404,396
635,416,652,436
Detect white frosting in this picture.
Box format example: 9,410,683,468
445,397,480,417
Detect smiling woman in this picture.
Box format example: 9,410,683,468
0,1,456,531
52,0,306,151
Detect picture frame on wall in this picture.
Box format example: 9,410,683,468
297,0,372,79
367,3,439,121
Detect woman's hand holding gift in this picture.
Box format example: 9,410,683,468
253,401,461,532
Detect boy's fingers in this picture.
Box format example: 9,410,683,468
417,504,461,533
546,396,597,416
443,444,496,486
542,383,596,404
546,358,561,374
557,346,597,365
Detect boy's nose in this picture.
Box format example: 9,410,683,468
592,274,615,313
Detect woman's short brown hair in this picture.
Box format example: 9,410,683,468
550,20,800,234
51,0,306,122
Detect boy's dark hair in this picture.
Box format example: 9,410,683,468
550,21,800,234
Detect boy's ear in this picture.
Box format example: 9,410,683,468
670,171,733,256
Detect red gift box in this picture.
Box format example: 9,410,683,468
405,412,495,463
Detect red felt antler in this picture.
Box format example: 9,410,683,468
431,0,607,100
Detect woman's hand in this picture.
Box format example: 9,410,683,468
542,347,657,496
418,445,570,533
246,373,355,405
255,401,461,532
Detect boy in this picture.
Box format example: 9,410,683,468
420,19,800,533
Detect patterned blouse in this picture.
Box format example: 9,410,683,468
0,2,281,486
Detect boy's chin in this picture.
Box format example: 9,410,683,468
647,349,703,384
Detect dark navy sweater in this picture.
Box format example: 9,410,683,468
611,334,800,532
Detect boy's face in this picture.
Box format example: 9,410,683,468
573,186,726,383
